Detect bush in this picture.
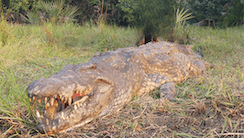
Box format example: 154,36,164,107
187,0,231,24
0,0,38,23
223,0,244,26
22,0,81,24
119,0,177,43
173,8,194,44
70,0,131,26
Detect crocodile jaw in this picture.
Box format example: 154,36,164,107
34,95,90,134
27,78,92,134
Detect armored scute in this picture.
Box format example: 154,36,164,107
27,41,207,134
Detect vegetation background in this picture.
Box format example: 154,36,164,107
0,0,244,137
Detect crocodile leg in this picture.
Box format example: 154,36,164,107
137,74,172,96
160,81,176,101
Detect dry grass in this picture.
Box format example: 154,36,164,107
0,24,244,137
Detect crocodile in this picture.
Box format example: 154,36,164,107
27,41,207,134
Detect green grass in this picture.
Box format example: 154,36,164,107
0,20,138,71
0,20,244,137
0,20,138,137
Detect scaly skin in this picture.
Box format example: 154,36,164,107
27,41,207,134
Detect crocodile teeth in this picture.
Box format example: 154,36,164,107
60,96,64,101
36,110,41,117
32,96,35,101
74,105,77,110
54,100,58,106
77,104,80,108
68,98,72,105
45,103,50,109
72,95,88,105
61,112,65,119
45,97,48,104
50,98,54,106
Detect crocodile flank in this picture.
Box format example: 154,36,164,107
27,41,207,134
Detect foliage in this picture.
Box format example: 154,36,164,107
119,0,176,43
22,0,80,24
187,0,232,24
173,8,194,44
223,0,244,26
0,0,38,23
67,0,130,26
117,0,137,24
1,0,37,12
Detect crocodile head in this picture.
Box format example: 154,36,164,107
27,64,114,134
27,78,90,134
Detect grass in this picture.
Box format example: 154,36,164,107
0,20,244,137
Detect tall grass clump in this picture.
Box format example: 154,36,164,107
0,19,137,136
0,20,137,71
173,8,194,44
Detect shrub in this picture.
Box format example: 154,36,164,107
0,0,38,23
22,0,80,24
173,8,194,44
223,0,244,26
119,0,176,43
187,0,231,24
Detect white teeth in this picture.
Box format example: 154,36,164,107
50,98,54,106
61,112,65,119
55,100,58,106
77,104,80,107
72,95,88,105
68,98,72,105
45,97,47,104
65,97,67,103
74,105,77,110
45,103,50,109
36,110,40,117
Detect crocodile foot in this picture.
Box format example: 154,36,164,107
160,81,176,102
